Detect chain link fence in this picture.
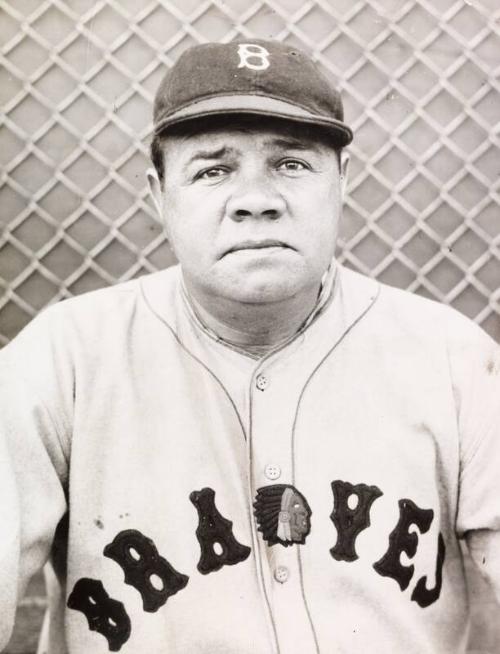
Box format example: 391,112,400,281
1,0,499,652
1,0,499,347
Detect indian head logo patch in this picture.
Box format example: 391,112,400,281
254,484,311,547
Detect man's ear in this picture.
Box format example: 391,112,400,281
146,167,164,219
339,151,350,199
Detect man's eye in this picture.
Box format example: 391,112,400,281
277,159,309,172
196,167,227,180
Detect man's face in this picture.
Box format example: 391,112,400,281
151,118,347,306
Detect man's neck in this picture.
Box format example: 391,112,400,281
183,282,321,353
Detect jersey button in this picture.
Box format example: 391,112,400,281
255,374,268,391
274,566,290,583
264,463,281,481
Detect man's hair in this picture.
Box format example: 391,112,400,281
150,115,343,187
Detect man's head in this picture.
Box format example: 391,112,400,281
148,40,352,313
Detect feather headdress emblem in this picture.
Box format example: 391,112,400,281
254,484,311,547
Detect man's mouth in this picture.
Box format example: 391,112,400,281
223,240,293,256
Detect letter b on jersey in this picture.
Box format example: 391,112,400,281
237,44,270,70
67,578,131,652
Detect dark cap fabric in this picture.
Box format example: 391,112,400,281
153,40,353,146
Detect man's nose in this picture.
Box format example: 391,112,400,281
225,175,286,222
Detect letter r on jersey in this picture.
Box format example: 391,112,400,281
103,529,189,612
237,44,270,70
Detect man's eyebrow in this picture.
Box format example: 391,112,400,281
185,146,234,167
266,138,320,151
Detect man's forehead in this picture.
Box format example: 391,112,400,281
162,116,338,154
181,133,322,154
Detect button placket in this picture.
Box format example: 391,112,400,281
250,366,319,654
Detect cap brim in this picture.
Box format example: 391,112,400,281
154,95,353,146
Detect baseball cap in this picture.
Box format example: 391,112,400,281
153,40,353,146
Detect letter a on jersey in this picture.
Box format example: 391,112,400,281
190,487,251,574
237,44,270,71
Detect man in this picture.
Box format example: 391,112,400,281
1,39,499,654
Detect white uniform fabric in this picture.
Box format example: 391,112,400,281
1,263,499,654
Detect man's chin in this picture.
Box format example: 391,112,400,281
216,259,305,301
188,263,318,307
218,278,302,305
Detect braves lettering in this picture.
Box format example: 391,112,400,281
411,532,446,608
67,578,131,651
190,487,251,574
373,499,434,590
104,529,189,612
373,498,446,607
330,480,383,562
68,482,446,650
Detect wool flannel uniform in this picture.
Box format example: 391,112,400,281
0,264,499,654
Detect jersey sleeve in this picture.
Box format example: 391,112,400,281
0,306,71,649
449,311,500,603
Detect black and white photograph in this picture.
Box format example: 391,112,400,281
1,1,499,652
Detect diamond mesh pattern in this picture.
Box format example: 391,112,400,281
1,0,499,345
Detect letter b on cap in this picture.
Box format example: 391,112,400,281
237,44,270,71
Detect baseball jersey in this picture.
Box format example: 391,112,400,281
0,263,499,654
